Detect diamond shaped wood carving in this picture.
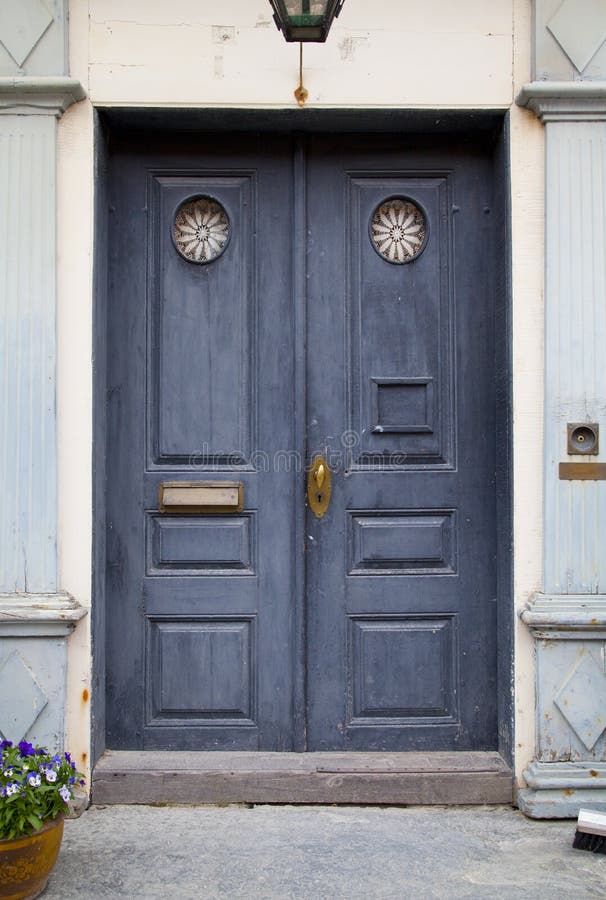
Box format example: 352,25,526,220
547,0,606,73
0,0,53,67
554,650,606,751
0,651,48,744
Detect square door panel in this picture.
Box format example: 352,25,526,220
147,618,255,726
348,616,458,725
371,378,434,434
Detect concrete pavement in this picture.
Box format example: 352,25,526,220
45,804,606,898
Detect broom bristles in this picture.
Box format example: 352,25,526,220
573,808,606,854
573,830,606,854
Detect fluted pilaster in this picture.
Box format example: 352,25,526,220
0,0,85,752
517,73,606,817
544,121,606,593
0,115,57,592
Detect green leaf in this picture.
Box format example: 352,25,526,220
26,813,43,832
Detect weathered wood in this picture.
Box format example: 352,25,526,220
93,751,513,806
305,136,500,752
105,134,506,757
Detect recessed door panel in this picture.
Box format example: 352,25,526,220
348,176,453,468
151,176,254,466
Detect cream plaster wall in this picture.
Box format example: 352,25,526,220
510,0,544,784
87,0,514,108
58,0,93,777
57,0,544,783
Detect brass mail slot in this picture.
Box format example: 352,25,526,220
159,481,243,513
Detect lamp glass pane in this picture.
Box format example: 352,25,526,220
284,0,329,22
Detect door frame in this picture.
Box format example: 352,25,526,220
92,107,513,769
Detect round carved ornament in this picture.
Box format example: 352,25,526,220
173,196,230,264
370,198,427,264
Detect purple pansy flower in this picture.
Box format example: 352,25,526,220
18,741,36,757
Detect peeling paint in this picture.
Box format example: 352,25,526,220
338,35,369,62
212,25,235,44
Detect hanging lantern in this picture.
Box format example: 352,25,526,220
268,0,345,42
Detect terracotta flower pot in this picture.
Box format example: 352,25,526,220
0,816,64,900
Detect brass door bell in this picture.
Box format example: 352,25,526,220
567,423,599,456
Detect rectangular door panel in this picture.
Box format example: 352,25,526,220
147,617,255,724
150,174,254,466
348,615,458,724
146,515,255,575
348,175,454,469
348,510,457,575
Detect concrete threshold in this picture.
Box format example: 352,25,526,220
93,750,513,806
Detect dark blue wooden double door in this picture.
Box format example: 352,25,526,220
106,133,498,752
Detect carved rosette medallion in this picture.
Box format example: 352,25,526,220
173,197,231,264
370,198,427,264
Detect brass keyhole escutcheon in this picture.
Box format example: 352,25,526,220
308,455,331,519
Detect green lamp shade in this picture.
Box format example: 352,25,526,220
268,0,345,42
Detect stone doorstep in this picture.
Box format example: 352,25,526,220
92,750,513,806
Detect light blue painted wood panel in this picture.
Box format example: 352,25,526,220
0,637,66,751
0,115,58,592
533,0,606,82
0,0,67,77
544,122,606,594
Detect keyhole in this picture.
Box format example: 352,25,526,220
316,492,323,504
